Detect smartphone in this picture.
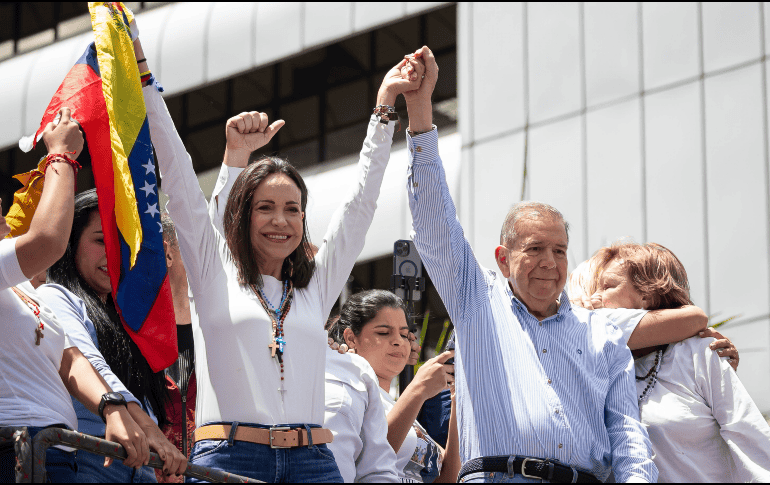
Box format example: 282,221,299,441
393,239,423,301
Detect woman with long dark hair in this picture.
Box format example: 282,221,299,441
41,191,186,482
137,35,423,482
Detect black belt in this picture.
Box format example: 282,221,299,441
458,456,600,483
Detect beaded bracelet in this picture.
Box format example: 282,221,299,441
140,70,152,86
373,104,399,124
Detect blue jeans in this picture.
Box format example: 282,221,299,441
0,426,77,483
76,447,156,483
460,471,546,483
186,423,343,483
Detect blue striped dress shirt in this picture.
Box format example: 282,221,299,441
406,129,657,483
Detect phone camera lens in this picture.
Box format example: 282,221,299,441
396,242,410,257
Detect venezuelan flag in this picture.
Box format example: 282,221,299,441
20,2,176,372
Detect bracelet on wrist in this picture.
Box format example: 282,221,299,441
136,58,147,64
140,70,152,86
373,104,399,124
42,152,82,189
408,127,433,137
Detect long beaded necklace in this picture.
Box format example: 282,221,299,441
11,287,45,346
252,279,294,391
636,349,663,406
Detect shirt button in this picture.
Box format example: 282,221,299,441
555,409,559,414
542,349,547,353
558,444,563,449
414,182,419,187
547,379,552,384
538,322,542,326
416,146,422,152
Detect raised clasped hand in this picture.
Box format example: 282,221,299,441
226,111,285,155
403,46,438,105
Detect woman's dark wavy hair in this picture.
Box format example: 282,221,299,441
47,189,168,426
328,290,408,345
223,156,315,288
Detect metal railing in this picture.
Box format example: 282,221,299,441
1,426,261,483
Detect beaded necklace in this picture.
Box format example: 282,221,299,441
12,287,44,346
252,279,294,390
636,349,663,406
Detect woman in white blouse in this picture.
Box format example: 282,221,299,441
573,242,770,482
328,290,461,483
138,38,422,482
0,109,151,482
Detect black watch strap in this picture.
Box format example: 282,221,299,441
98,392,127,423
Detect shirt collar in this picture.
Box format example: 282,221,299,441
505,283,572,323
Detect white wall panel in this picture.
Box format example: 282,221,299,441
642,2,699,90
527,116,585,269
472,133,525,272
702,2,761,73
644,82,707,308
766,2,770,55
354,2,407,32
472,3,525,139
704,64,770,325
0,52,40,147
304,3,353,48
586,99,643,252
528,3,581,123
160,3,211,94
255,2,303,67
133,5,172,82
207,2,256,82
584,2,639,106
458,2,473,143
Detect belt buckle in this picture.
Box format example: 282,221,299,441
521,457,545,480
269,426,292,449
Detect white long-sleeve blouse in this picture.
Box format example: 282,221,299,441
144,84,394,427
635,336,770,482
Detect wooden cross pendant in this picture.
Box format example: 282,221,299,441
268,341,280,358
35,326,44,346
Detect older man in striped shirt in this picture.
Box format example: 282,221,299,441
402,47,657,483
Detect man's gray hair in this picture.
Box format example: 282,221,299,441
160,212,178,247
500,201,570,247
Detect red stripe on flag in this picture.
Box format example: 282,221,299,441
122,276,178,372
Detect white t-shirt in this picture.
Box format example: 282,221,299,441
635,336,770,482
324,349,399,483
0,238,78,430
379,388,443,483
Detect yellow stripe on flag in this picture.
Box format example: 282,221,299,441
89,2,145,267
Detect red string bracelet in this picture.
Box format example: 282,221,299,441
43,151,82,189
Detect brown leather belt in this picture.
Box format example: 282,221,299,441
193,424,333,449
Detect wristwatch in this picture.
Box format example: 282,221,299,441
98,392,128,423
